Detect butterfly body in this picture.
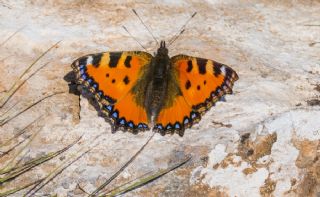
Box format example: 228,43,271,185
144,41,171,122
71,40,238,136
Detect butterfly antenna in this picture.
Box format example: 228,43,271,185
132,9,159,46
168,12,197,47
122,25,149,52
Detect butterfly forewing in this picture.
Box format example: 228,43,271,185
71,51,153,131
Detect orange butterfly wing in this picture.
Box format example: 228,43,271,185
71,51,153,132
154,55,239,136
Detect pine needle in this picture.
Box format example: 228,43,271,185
0,40,61,108
89,132,155,196
0,91,64,126
103,156,191,197
0,26,26,48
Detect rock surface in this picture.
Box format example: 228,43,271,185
0,0,319,196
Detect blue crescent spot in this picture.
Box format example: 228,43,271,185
143,124,148,128
157,125,163,129
98,91,103,96
119,119,125,125
184,118,189,124
80,69,85,75
128,122,134,128
81,74,87,80
93,84,98,89
87,79,92,84
191,113,196,119
112,112,118,118
79,65,85,69
175,123,180,129
105,105,112,111
166,125,172,129
138,124,143,128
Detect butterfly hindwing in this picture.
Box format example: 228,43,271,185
71,51,153,132
154,55,238,136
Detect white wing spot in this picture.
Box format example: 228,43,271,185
86,56,93,65
221,65,226,75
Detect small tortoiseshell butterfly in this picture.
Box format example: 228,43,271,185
71,11,238,136
71,40,238,136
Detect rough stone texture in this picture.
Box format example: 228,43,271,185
0,0,319,196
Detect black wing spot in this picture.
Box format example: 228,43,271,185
112,79,116,83
124,56,132,68
204,80,207,85
106,73,109,78
92,53,102,67
123,76,130,85
185,80,191,90
197,85,201,90
187,60,193,72
213,62,222,77
109,53,122,68
197,58,207,74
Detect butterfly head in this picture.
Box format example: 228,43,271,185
157,40,168,56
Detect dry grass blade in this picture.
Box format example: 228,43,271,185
0,40,61,108
0,136,81,181
0,60,50,108
89,132,155,196
0,126,42,175
102,156,192,197
0,178,44,197
0,116,41,148
309,42,320,46
24,149,90,197
303,24,320,26
0,101,20,118
0,138,27,159
0,91,64,126
0,26,26,47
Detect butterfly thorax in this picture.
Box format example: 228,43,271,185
144,41,171,122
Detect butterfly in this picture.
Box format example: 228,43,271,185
71,40,238,136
